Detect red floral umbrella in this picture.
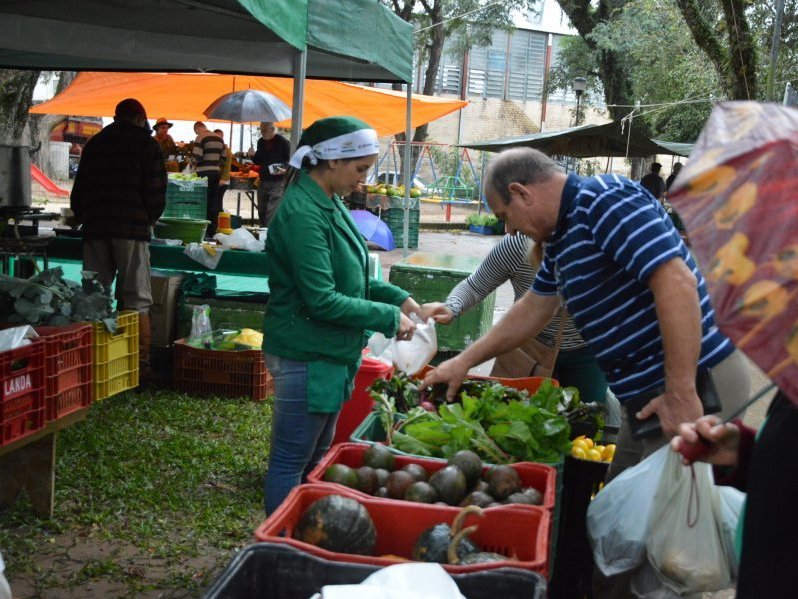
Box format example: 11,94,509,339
669,101,798,404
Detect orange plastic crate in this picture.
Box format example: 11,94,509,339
35,324,93,421
0,341,46,447
90,311,140,401
256,483,551,577
173,339,273,401
307,442,558,512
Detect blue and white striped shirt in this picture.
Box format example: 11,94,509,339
532,173,733,402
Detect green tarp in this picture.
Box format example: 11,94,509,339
0,0,413,82
459,121,693,158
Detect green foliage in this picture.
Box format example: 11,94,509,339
465,213,498,227
0,390,273,595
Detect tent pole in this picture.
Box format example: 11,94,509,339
290,50,307,153
403,83,412,257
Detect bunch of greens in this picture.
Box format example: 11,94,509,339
368,371,423,412
0,267,116,330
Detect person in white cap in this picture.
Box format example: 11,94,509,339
261,116,420,513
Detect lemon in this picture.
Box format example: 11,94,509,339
602,444,616,462
571,439,589,453
582,437,595,449
586,448,602,461
571,446,587,459
594,444,605,455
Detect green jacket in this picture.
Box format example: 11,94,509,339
263,171,410,366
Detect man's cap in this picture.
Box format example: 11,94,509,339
154,117,173,129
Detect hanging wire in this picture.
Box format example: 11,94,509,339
727,0,752,100
415,1,504,32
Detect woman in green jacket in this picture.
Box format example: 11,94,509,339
262,117,419,513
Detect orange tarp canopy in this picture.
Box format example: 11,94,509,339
31,72,467,137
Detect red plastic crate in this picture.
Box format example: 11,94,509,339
416,365,559,393
0,341,46,447
256,483,550,577
35,324,93,421
173,339,274,401
308,442,557,512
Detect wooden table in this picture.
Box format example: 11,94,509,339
0,407,89,517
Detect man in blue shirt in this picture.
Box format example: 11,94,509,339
425,147,750,477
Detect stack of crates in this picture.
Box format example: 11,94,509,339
163,178,208,220
90,311,140,401
380,207,419,249
35,324,93,421
388,252,495,352
0,341,46,447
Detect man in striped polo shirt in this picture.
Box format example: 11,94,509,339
192,121,225,235
425,147,750,478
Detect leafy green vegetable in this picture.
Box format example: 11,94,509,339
0,268,116,328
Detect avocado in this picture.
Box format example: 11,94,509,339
429,465,468,506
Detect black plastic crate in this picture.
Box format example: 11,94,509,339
204,542,546,599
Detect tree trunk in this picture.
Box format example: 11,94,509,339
413,10,445,144
0,69,40,144
29,71,77,178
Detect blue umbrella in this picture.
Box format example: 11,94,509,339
350,210,395,251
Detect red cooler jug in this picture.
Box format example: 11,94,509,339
333,352,393,446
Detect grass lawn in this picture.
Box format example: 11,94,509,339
0,389,273,598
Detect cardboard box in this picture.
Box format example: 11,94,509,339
150,271,184,346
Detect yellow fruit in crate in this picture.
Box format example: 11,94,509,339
586,448,602,461
571,439,589,454
594,444,606,455
602,444,616,462
581,436,595,449
571,446,587,459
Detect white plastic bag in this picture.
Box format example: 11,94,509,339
214,227,264,252
646,450,732,594
367,316,437,376
312,562,465,599
184,242,224,269
587,445,670,577
0,325,38,352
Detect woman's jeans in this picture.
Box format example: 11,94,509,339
263,354,338,514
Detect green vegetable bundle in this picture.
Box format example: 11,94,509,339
0,267,116,330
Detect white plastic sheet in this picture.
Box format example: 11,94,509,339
312,563,465,599
213,228,264,253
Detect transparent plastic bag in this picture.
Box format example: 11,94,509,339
189,304,211,343
587,445,670,577
646,451,732,594
717,486,745,581
367,316,437,376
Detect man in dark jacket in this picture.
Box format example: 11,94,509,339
71,98,166,382
639,162,666,199
252,121,290,226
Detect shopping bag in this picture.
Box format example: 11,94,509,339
717,486,745,580
646,450,732,594
587,445,670,577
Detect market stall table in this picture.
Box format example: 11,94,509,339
0,407,89,518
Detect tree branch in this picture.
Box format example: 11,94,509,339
675,0,730,93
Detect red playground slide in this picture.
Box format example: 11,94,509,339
30,163,70,197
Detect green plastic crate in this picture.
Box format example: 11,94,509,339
381,208,419,249
388,252,495,351
164,180,208,219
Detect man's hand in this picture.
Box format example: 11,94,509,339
636,388,703,438
400,297,422,318
422,355,470,402
420,302,455,324
670,415,741,466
